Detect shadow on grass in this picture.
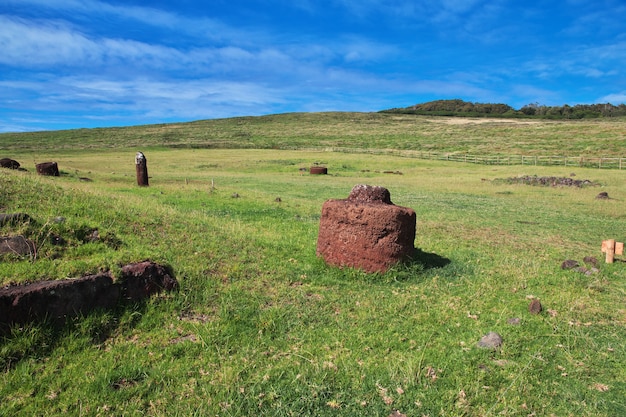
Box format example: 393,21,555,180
0,299,149,372
407,247,451,270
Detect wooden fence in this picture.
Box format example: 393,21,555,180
414,153,626,169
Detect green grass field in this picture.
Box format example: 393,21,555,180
1,113,625,416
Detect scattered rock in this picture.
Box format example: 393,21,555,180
561,259,580,270
528,299,542,314
316,185,416,273
583,256,598,267
507,317,521,325
0,236,36,257
231,192,240,198
0,158,20,169
477,332,503,349
575,266,589,274
274,197,282,203
595,192,609,199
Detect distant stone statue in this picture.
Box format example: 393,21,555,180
316,184,416,273
135,151,149,186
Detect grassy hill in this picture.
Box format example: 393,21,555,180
2,112,626,157
1,113,625,416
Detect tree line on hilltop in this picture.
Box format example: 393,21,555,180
381,99,626,119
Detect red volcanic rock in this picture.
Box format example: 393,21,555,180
119,261,178,300
0,261,178,333
316,185,416,273
36,162,59,176
0,273,118,329
0,158,20,169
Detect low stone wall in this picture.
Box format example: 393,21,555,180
0,261,177,333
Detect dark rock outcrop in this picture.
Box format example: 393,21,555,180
0,261,178,333
0,273,118,329
0,236,36,257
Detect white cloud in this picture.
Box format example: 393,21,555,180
599,92,626,104
0,16,190,68
0,16,98,66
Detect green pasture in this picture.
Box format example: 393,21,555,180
2,112,626,157
1,114,626,416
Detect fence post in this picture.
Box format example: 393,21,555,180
135,151,149,186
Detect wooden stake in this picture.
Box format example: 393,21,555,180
602,239,616,263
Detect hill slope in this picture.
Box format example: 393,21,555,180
2,111,626,157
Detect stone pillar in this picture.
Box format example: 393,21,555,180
135,151,149,186
316,185,416,273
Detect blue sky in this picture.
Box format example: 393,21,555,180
1,0,626,132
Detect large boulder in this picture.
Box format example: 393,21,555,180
0,158,20,169
0,261,178,333
36,162,59,176
316,185,416,273
0,273,119,329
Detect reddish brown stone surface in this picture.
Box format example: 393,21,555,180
310,166,328,175
316,185,416,273
36,162,59,176
0,158,20,169
0,273,118,330
0,261,178,333
119,261,178,300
